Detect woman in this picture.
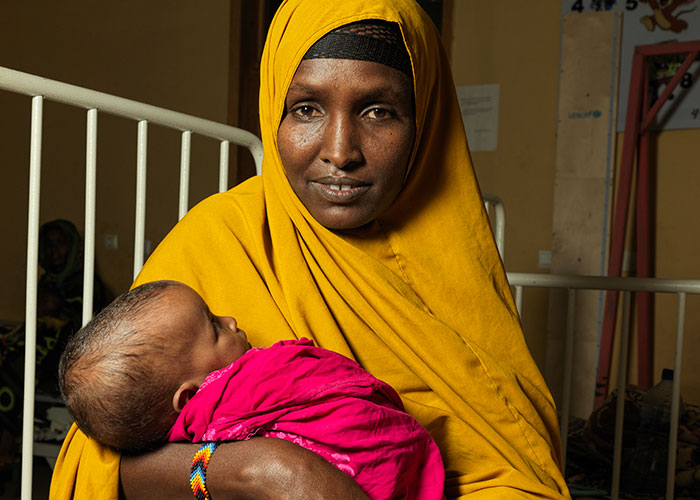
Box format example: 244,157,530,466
1,220,107,423
37,219,108,321
0,220,108,478
35,219,108,394
50,1,569,499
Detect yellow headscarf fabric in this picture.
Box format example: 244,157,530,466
51,1,569,498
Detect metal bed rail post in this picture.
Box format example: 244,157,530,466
219,140,230,193
178,131,192,221
559,289,575,471
482,192,505,260
82,108,98,327
513,285,523,316
610,291,631,500
133,120,148,279
21,95,44,500
668,292,686,500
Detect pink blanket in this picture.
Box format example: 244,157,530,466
168,339,444,499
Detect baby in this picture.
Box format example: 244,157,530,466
59,280,444,500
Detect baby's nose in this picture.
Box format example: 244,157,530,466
219,315,238,331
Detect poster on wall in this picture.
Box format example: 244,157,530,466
561,0,700,131
456,84,500,151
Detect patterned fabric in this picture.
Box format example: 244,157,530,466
566,385,700,499
302,20,412,77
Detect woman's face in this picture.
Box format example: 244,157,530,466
46,228,69,270
278,58,415,230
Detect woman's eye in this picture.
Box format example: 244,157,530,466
365,107,392,120
291,105,319,119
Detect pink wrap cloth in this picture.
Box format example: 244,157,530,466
168,339,444,500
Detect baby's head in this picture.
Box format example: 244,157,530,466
59,280,250,451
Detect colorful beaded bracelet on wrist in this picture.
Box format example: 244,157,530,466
190,441,218,500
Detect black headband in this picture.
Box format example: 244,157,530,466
302,20,412,78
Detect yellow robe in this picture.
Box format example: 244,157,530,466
51,0,570,498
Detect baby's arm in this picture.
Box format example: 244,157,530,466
120,438,370,499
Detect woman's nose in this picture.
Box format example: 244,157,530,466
320,114,363,169
218,315,238,332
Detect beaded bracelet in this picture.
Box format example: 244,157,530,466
190,441,218,500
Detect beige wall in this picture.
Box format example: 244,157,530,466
0,0,238,319
653,129,700,402
449,2,700,405
449,2,561,370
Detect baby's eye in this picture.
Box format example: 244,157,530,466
210,314,221,336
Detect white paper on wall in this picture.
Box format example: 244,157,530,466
456,84,500,152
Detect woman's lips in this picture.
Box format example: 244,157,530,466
310,179,369,203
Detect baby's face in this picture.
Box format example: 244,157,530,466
159,284,251,380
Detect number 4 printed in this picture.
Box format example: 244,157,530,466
570,0,638,12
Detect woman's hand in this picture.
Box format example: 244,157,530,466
120,438,370,500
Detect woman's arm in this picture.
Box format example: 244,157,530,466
120,438,370,500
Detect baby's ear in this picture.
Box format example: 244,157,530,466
172,380,201,412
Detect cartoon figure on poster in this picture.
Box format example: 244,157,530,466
638,0,696,32
563,0,700,130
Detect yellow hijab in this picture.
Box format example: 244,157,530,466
51,1,568,498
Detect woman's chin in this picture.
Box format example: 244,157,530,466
311,211,374,231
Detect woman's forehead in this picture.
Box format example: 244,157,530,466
284,58,413,110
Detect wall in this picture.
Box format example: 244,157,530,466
449,2,700,409
0,0,239,320
653,129,700,402
449,2,561,371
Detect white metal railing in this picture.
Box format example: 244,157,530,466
0,65,263,500
483,192,505,260
507,272,700,500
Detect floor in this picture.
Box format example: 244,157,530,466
0,399,70,500
0,457,52,500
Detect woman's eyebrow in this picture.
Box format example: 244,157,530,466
361,86,407,102
287,83,407,103
285,83,322,97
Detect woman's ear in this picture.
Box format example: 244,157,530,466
172,380,201,412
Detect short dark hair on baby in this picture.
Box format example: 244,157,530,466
59,280,183,451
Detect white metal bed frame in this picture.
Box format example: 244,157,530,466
508,272,700,500
3,65,700,500
1,66,263,500
482,193,505,261
487,194,700,499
